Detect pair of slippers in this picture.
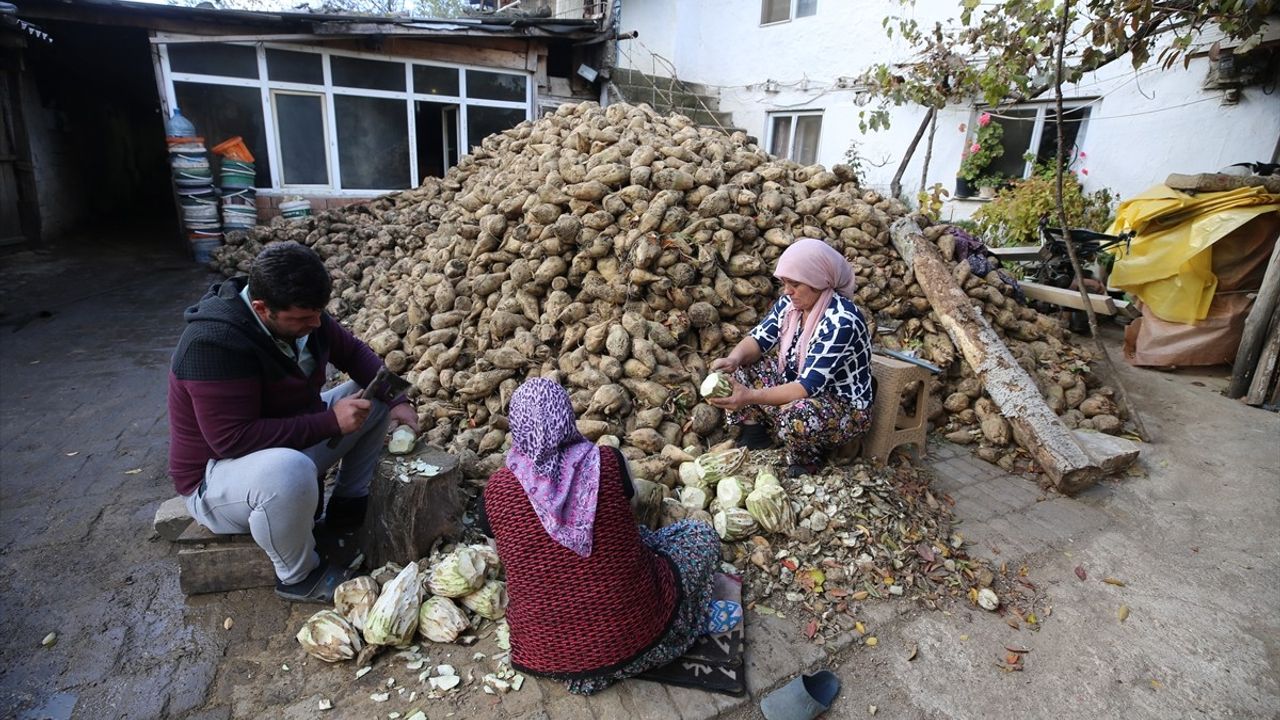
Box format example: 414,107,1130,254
760,670,841,720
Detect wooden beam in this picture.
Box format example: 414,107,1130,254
891,218,1126,493
988,246,1044,262
178,544,276,595
1228,236,1280,398
1245,311,1280,406
1020,281,1126,316
1166,172,1280,194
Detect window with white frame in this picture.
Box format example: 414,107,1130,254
970,102,1092,181
159,40,532,193
761,0,816,25
767,111,822,165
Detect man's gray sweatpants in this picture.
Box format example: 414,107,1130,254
185,381,391,584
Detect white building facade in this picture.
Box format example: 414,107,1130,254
613,0,1280,217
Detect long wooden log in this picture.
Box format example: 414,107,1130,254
891,218,1109,493
1245,311,1280,406
1228,236,1280,398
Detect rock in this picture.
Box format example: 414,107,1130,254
945,429,976,445
153,496,193,541
809,511,829,533
943,392,971,413
1065,380,1087,409
1073,429,1140,474
976,447,1001,463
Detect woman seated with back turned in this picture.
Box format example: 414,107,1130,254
479,377,720,695
708,238,875,477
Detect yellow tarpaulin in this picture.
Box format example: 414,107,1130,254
1107,185,1280,324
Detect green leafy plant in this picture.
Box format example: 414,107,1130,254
915,182,950,221
957,115,1004,181
840,139,869,187
974,174,1006,190
972,172,1116,247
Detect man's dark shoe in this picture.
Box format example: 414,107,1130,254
323,495,369,534
275,561,351,604
736,423,774,450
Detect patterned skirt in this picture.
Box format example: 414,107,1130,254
729,359,871,466
565,519,721,695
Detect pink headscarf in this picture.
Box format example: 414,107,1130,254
774,238,857,374
505,378,601,557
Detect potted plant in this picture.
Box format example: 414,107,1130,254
975,174,1004,199
956,113,1004,197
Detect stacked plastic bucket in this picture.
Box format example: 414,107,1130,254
166,109,221,263
213,136,257,232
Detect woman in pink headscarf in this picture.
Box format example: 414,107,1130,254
708,238,874,476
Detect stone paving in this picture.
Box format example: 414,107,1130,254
5,237,1243,720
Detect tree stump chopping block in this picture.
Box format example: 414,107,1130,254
359,447,464,569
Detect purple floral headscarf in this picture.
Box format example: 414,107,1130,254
505,377,601,557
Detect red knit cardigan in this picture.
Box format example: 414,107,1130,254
484,447,680,678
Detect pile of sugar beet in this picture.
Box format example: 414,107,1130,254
212,101,1128,483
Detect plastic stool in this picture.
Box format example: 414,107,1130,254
859,355,932,464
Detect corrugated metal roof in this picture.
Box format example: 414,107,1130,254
16,0,604,39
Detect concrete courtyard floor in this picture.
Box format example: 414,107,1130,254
1,235,1276,719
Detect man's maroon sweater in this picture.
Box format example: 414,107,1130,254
167,278,386,496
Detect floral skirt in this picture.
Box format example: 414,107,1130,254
565,519,721,695
729,359,871,466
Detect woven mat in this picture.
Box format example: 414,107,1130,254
637,573,747,696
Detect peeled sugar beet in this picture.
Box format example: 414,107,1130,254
363,561,422,646
427,547,487,597
334,576,380,631
746,483,794,534
297,609,364,662
700,372,732,398
418,596,470,643
460,580,509,620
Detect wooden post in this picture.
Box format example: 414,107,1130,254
359,447,465,569
891,218,1128,493
1228,237,1280,398
1245,311,1280,406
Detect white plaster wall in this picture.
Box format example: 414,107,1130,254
615,0,682,75
616,0,1280,208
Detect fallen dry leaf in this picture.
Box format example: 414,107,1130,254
223,617,233,631
124,468,142,475
851,591,870,601
905,642,918,661
1005,645,1030,653
1074,565,1087,581
64,452,79,457
854,621,866,636
1103,577,1126,587
1118,605,1130,623
804,620,818,639
865,636,878,647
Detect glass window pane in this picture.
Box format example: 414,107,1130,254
274,93,328,186
466,106,526,151
331,56,405,91
796,0,817,17
168,43,258,79
174,81,271,187
1036,106,1089,168
335,95,409,189
793,115,821,165
267,49,323,84
466,70,526,102
769,116,792,158
416,101,458,180
414,65,460,96
985,108,1037,179
761,0,789,24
